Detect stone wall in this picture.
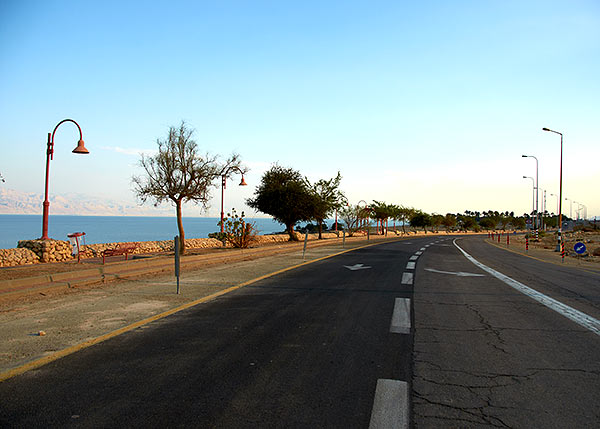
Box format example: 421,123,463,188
0,247,39,267
17,239,73,263
0,232,343,267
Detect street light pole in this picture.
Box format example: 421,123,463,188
550,193,559,230
542,127,563,251
565,197,572,219
522,155,539,236
523,176,535,230
41,119,89,240
219,166,247,233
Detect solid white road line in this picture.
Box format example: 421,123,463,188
369,379,409,429
409,255,419,261
401,272,413,285
453,239,600,336
406,261,416,270
390,298,411,334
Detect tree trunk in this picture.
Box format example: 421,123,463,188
286,223,298,241
318,220,323,239
176,199,185,254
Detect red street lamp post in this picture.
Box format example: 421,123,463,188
542,127,563,252
41,119,89,240
220,166,247,233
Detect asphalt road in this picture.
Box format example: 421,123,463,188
0,238,425,428
1,235,599,428
413,235,600,428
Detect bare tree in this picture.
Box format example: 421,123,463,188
132,121,244,254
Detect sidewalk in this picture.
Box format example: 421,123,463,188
0,233,403,379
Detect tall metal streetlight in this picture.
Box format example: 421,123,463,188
522,155,539,234
523,176,535,230
542,127,563,251
219,166,247,233
41,119,89,240
550,193,559,230
565,197,572,219
573,200,580,221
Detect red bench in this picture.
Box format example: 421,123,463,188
102,242,138,264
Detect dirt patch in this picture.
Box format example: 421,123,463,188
512,231,600,262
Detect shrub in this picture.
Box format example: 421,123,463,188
217,209,258,248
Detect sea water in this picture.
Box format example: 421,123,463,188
0,215,290,249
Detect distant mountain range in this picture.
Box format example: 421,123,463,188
0,188,173,216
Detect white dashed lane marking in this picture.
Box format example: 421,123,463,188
390,298,411,334
369,379,409,429
409,255,418,261
401,272,413,285
406,261,415,270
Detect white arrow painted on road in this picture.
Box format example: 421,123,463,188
344,263,372,271
425,268,485,277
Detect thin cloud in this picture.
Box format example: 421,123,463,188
102,146,157,156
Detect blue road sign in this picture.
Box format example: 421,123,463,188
574,242,587,255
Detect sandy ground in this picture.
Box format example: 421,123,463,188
512,230,600,260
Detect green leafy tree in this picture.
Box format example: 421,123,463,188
397,206,415,234
441,213,457,232
370,200,395,235
306,172,346,239
388,204,403,232
512,216,526,230
132,121,244,254
430,213,444,232
410,210,432,233
458,214,477,231
247,165,317,241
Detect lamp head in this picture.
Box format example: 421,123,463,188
72,139,89,154
522,155,527,157
542,127,550,131
239,175,247,186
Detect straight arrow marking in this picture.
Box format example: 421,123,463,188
344,263,372,271
425,268,485,277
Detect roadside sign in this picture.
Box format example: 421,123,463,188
574,242,587,255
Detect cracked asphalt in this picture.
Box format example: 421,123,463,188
413,236,600,428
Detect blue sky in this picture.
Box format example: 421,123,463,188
1,0,598,218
